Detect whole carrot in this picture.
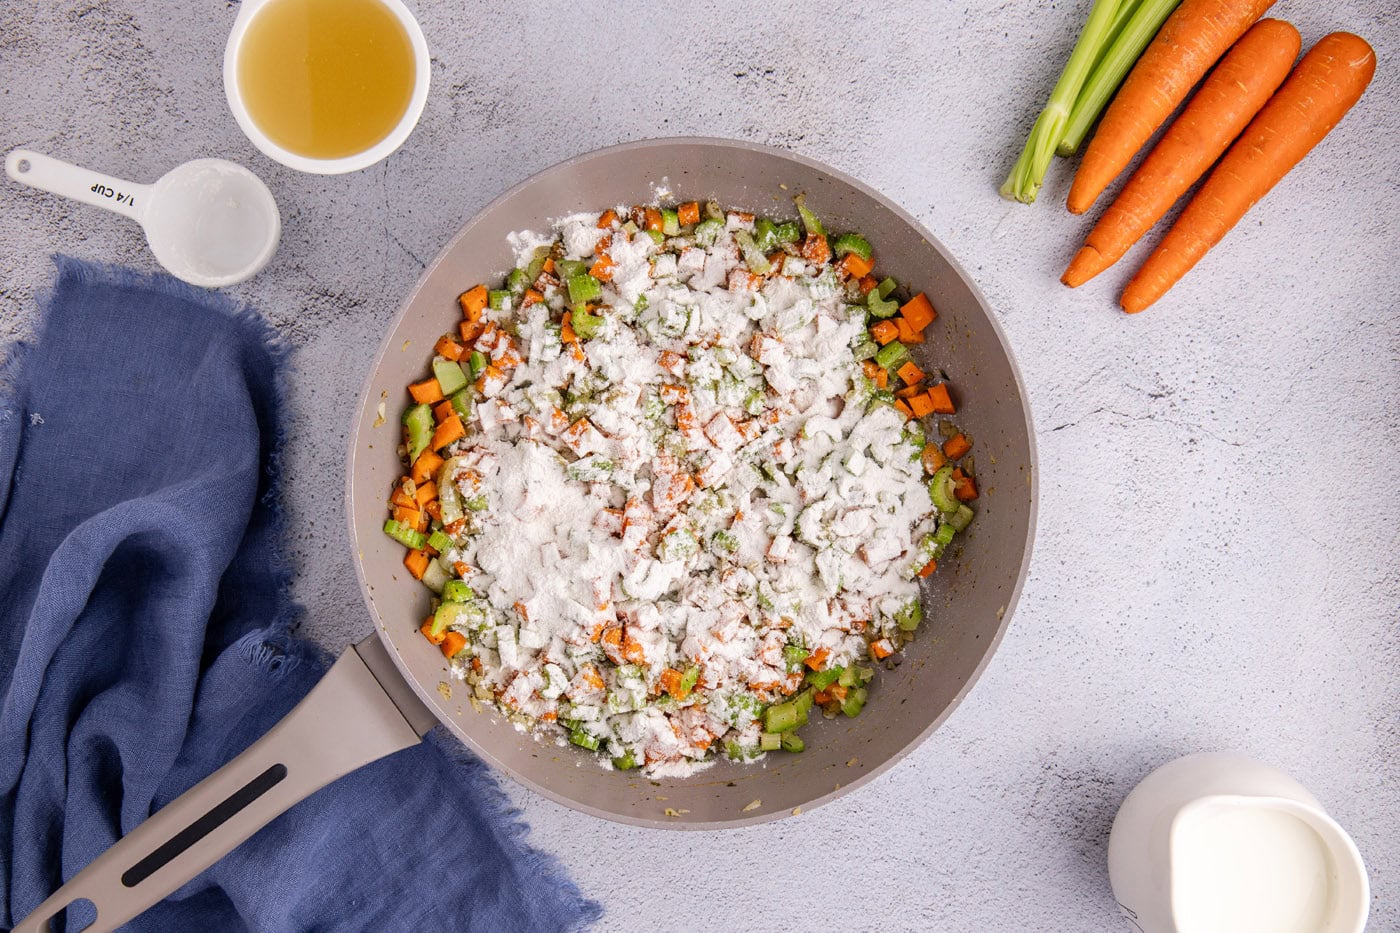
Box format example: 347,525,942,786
1121,32,1376,313
1067,0,1275,215
1062,19,1300,287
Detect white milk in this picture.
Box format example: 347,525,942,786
1172,801,1336,933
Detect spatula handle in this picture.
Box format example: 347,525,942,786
13,638,433,933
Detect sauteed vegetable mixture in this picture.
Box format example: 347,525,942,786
384,198,977,776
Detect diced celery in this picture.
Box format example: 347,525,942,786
570,728,600,751
759,732,782,752
929,465,960,513
679,666,701,695
949,504,975,533
525,247,549,282
753,218,778,251
693,218,723,247
794,194,824,236
567,273,602,306
556,259,587,280
874,341,910,371
784,645,809,673
895,598,923,632
792,687,815,718
645,229,664,245
841,687,868,718
464,493,488,511
441,579,474,603
934,522,957,547
449,388,472,422
382,518,426,550
867,291,899,319
571,307,605,340
430,600,465,637
833,233,872,261
468,351,487,380
807,668,842,690
427,530,452,553
507,268,529,296
850,334,880,362
780,732,805,753
774,220,801,244
488,289,511,310
612,751,638,770
421,558,449,593
734,230,771,274
869,389,896,407
763,701,799,734
403,403,434,464
661,208,680,236
838,666,859,688
710,529,739,555
877,277,898,299
432,358,468,396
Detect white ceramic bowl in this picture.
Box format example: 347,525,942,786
221,0,431,175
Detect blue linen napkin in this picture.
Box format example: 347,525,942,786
0,257,602,932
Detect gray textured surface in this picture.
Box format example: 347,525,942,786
2,1,1397,930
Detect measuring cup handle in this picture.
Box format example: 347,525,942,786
11,639,433,933
5,149,151,223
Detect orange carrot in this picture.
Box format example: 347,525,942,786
870,638,896,660
955,476,979,502
895,384,926,400
893,399,914,420
874,368,889,390
459,321,483,344
1122,32,1376,313
597,208,619,228
896,361,925,386
392,505,418,526
432,400,454,423
926,384,956,415
838,252,874,279
589,253,616,282
408,378,444,405
861,359,881,380
677,201,700,226
899,293,936,332
858,275,878,295
908,393,935,418
390,481,416,509
458,284,488,321
414,480,437,507
541,257,556,275
805,647,830,670
411,449,443,485
921,443,947,474
943,433,972,460
434,334,465,361
1067,0,1277,215
918,558,938,578
420,617,446,645
440,631,467,658
643,207,663,232
895,317,923,344
403,549,429,580
800,234,831,265
520,288,544,308
1063,19,1301,287
431,414,465,451
870,320,899,345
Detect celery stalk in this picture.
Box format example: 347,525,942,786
1057,0,1183,156
1000,0,1125,204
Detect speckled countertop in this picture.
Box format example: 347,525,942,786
2,1,1397,930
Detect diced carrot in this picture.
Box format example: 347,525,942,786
813,689,833,705
475,364,506,396
858,274,878,294
921,443,948,474
390,481,416,509
458,285,488,321
409,378,445,405
452,561,471,578
658,350,684,373
900,293,937,332
943,433,972,460
459,321,483,344
432,400,454,423
800,234,831,265
589,253,616,282
861,359,881,380
955,476,979,502
643,207,663,232
431,415,465,451
595,234,611,255
903,315,929,344
677,201,700,226
521,288,544,308
411,449,443,485
805,647,830,670
392,504,419,526
926,383,956,415
659,668,684,698
597,208,619,228
871,320,899,345
403,549,429,580
440,631,467,658
908,392,935,418
413,510,429,533
870,638,896,660
420,617,446,645
414,480,437,507
424,500,442,522
874,368,889,390
894,399,914,419
895,384,925,399
541,256,556,275
897,361,925,386
838,252,874,279
828,683,849,703
918,559,938,578
560,311,577,345
434,335,464,361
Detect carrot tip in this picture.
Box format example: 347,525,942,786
1062,246,1108,288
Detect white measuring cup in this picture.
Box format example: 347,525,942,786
5,149,280,287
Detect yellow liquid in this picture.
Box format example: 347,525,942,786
236,0,415,160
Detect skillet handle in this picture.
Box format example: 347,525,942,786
14,637,435,933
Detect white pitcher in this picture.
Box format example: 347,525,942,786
1107,752,1369,933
